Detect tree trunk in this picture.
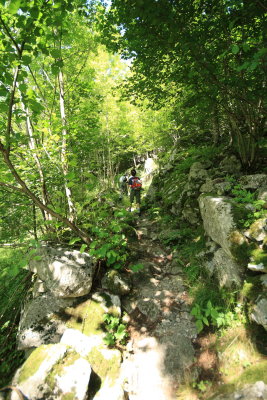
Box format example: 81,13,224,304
0,142,91,245
23,104,52,222
58,68,76,222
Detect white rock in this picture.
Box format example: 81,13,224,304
61,328,102,357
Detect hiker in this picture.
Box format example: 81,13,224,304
128,169,142,214
119,174,128,200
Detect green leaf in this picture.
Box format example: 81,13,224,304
196,320,203,333
211,309,219,319
33,255,42,261
51,64,60,75
113,263,122,270
242,43,250,52
21,55,32,65
69,237,81,245
8,0,22,14
19,83,27,92
231,44,239,54
50,49,61,58
80,244,87,253
129,263,144,272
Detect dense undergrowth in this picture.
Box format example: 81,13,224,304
0,248,32,387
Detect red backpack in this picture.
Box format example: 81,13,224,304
131,176,142,190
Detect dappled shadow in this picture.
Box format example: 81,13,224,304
246,322,267,356
121,219,198,398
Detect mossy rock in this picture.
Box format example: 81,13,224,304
250,248,267,268
241,277,263,302
65,299,105,336
86,346,121,386
209,360,267,399
65,293,120,337
18,344,61,383
45,351,80,389
228,231,256,266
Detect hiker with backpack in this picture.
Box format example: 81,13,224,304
119,174,128,200
128,169,142,214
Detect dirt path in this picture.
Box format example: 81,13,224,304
121,216,197,400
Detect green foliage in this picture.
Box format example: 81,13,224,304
226,179,267,228
0,248,32,386
84,199,133,269
192,380,212,393
104,0,266,167
128,263,144,273
190,281,243,334
103,313,128,347
191,300,243,333
191,301,220,333
230,184,255,204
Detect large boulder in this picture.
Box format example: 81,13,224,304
17,293,75,350
257,186,267,202
28,245,95,298
245,218,267,242
219,154,242,174
199,195,250,265
202,247,243,287
11,343,91,400
18,292,121,350
61,329,124,400
239,174,267,190
250,296,267,331
188,162,209,186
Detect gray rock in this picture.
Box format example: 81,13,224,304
182,198,201,225
101,270,132,295
212,381,267,400
28,245,95,298
260,274,267,288
214,182,232,196
219,154,242,174
12,344,91,400
245,218,267,242
32,279,46,298
188,162,208,184
137,298,161,322
17,293,75,350
239,174,267,190
251,297,267,331
199,195,248,262
200,179,214,193
257,186,267,202
204,248,243,287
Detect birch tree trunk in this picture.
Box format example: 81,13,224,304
23,104,52,222
58,68,76,222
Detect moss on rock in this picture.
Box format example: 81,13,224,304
66,299,105,336
241,277,263,301
18,344,55,383
45,351,80,389
228,231,256,266
86,347,121,386
250,248,267,267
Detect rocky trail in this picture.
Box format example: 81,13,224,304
120,215,197,400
